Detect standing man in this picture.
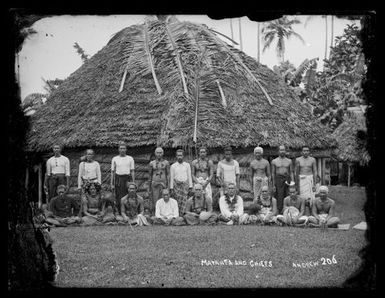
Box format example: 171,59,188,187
295,146,317,204
216,146,240,197
44,144,70,203
169,149,193,215
78,149,101,190
191,147,214,201
111,142,135,213
271,145,294,214
149,147,170,215
249,147,271,201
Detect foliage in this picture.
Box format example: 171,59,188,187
73,42,89,63
42,78,64,95
261,16,305,63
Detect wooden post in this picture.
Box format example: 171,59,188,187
347,163,351,187
317,158,322,182
322,158,326,185
38,163,42,208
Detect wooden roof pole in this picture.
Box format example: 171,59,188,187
204,26,274,106
164,21,189,95
144,21,163,95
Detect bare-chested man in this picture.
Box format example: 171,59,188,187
271,145,294,213
308,186,340,228
249,147,271,200
149,147,170,215
276,185,309,226
191,147,214,201
295,146,317,206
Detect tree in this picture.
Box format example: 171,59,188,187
261,16,305,63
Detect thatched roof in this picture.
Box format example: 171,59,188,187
332,109,370,165
27,18,335,152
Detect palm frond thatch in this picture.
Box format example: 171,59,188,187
26,19,335,152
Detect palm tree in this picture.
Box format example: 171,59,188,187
305,15,333,60
261,16,305,64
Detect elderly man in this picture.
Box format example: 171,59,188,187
111,142,135,214
44,144,70,203
191,147,214,201
276,184,309,226
151,188,185,225
149,147,170,215
250,185,278,225
308,186,340,228
45,185,81,226
184,184,218,225
170,149,193,215
271,145,294,214
117,182,151,226
217,147,240,197
295,146,317,204
218,183,248,225
250,146,271,201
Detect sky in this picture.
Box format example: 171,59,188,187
17,14,360,101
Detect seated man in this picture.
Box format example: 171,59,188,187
81,181,107,226
249,185,278,225
46,185,82,226
218,183,248,225
117,182,151,226
151,188,185,225
184,184,218,225
308,186,340,228
277,185,309,226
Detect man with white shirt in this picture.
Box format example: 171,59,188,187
216,147,240,196
44,144,70,203
78,149,101,190
218,183,248,225
151,189,185,225
170,149,193,215
111,142,135,213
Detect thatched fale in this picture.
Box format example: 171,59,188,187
332,110,370,166
26,18,335,152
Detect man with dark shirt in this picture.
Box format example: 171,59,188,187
46,185,81,226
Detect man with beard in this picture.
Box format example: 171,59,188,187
111,142,135,214
44,144,70,203
118,182,151,226
46,185,81,226
191,147,214,201
271,145,294,214
184,184,217,225
249,146,271,201
149,147,170,215
218,183,248,225
169,149,193,215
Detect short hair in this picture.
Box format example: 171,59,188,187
56,184,66,191
224,146,232,153
288,185,296,191
279,145,286,150
86,148,94,154
199,147,207,152
118,142,127,148
319,185,329,193
226,182,236,189
155,147,164,153
261,185,269,191
194,184,203,190
302,145,310,150
126,182,137,189
176,149,184,155
162,188,169,194
52,144,62,149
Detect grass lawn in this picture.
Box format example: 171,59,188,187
50,186,368,288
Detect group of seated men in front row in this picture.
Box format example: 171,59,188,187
43,143,340,228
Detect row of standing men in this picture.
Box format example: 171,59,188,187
44,143,319,216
